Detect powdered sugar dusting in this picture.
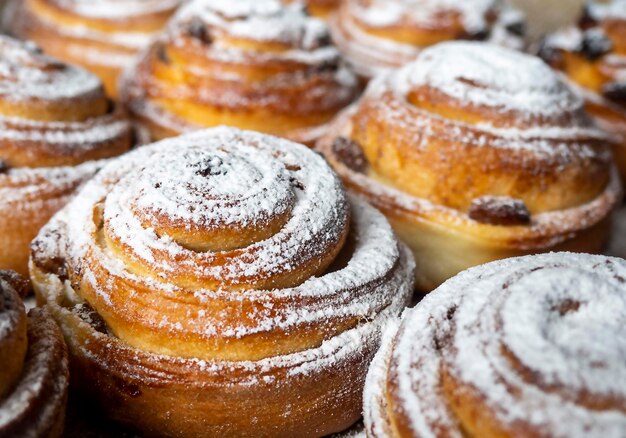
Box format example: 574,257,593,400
32,127,415,359
176,0,330,51
0,36,101,101
374,253,626,437
52,0,181,18
331,0,526,78
350,0,496,32
398,41,581,118
589,0,626,21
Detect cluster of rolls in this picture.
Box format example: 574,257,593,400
0,0,624,437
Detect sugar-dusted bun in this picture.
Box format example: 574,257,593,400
0,36,132,275
541,0,626,185
0,271,69,438
5,0,182,97
30,127,415,438
330,0,526,80
364,252,626,438
318,41,621,291
122,0,359,145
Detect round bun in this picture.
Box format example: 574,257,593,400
318,41,621,291
31,127,414,438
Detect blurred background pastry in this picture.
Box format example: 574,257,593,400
122,0,359,145
318,41,621,291
540,0,626,185
330,0,527,80
30,127,414,437
4,0,182,97
364,252,626,437
0,36,132,275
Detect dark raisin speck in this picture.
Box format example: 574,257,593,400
579,30,613,61
505,21,526,37
578,5,598,30
468,196,531,226
332,137,368,173
603,81,626,103
187,18,212,45
156,44,170,64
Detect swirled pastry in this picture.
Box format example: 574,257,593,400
318,41,621,291
540,0,626,185
30,127,415,438
121,0,359,145
0,271,69,438
364,252,626,438
5,0,182,97
330,0,526,80
0,36,132,275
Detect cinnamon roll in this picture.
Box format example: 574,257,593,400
364,252,626,438
30,127,415,438
540,0,626,184
121,0,360,145
318,41,622,292
0,36,132,276
4,0,182,97
0,270,69,438
330,0,526,80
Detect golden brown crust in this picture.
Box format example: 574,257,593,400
121,1,359,145
30,127,415,437
0,271,69,438
317,42,621,291
330,0,526,80
363,253,626,438
5,0,181,97
0,36,133,275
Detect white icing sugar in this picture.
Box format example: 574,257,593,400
589,0,626,21
0,36,101,101
349,0,497,32
101,128,349,284
51,0,182,19
399,41,581,116
176,0,330,50
33,127,416,343
0,116,129,146
382,252,626,438
22,1,179,51
331,0,526,78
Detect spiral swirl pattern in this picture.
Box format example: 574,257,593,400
364,252,626,438
330,0,526,79
0,36,132,275
122,0,359,145
5,0,182,97
31,127,414,437
318,41,621,290
0,271,69,438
